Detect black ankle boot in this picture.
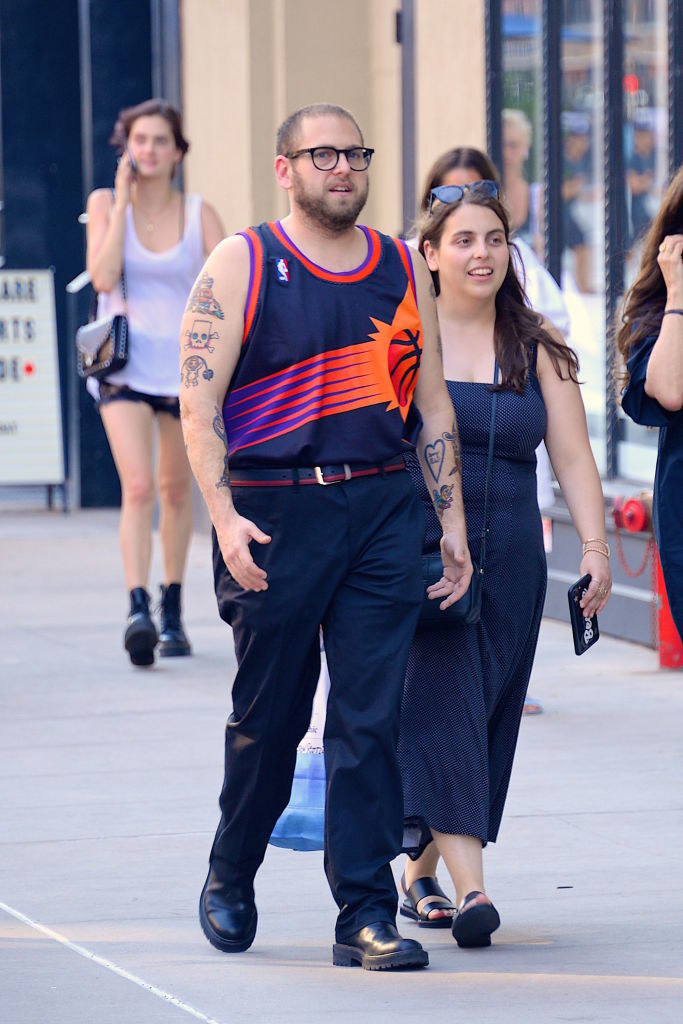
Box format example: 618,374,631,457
158,582,192,657
124,587,158,667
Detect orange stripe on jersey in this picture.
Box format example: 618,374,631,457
268,221,381,283
393,237,417,301
240,228,263,344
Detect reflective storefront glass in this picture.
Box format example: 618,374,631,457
501,0,544,256
619,0,669,480
560,0,606,469
499,0,675,483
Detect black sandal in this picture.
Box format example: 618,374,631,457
451,890,500,948
399,873,455,929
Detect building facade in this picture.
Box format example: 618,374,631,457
1,2,680,640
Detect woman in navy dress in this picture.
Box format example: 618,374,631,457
398,185,612,946
619,167,683,636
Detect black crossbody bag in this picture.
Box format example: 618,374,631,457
419,363,498,628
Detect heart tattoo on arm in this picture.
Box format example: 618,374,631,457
424,438,446,483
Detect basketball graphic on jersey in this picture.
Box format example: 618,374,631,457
369,281,423,412
387,327,422,407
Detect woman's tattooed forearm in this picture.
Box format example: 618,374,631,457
187,271,224,319
443,421,462,476
212,405,230,490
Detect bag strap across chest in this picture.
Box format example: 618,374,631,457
477,361,499,576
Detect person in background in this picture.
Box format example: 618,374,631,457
398,184,612,945
619,166,683,636
501,109,542,256
412,145,572,716
561,113,593,293
86,98,224,667
627,111,657,248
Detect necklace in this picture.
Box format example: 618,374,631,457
133,193,176,234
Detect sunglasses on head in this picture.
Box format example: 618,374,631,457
428,179,499,214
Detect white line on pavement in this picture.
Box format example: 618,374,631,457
0,900,226,1024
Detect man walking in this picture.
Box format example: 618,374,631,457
180,103,472,970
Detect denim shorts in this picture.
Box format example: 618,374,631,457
97,382,180,418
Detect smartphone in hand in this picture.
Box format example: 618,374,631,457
125,146,137,178
568,573,600,656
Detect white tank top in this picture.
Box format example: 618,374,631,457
98,193,204,396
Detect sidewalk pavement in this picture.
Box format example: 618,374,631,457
1,507,682,1024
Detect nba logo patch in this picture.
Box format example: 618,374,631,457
276,257,289,284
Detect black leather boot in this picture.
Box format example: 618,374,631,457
158,582,192,657
124,588,158,667
333,921,429,970
199,867,257,953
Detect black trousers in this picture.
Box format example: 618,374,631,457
210,470,423,940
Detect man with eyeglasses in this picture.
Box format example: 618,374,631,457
180,102,471,970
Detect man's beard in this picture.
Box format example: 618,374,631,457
291,173,368,234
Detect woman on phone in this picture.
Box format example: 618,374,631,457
397,184,611,946
86,98,224,667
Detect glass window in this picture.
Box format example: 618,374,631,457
501,1,544,258
618,0,669,481
560,0,606,471
499,0,672,484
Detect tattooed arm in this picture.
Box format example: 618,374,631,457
179,235,271,591
409,250,473,609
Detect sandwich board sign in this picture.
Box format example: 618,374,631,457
0,270,65,485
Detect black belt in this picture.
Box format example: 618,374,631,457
230,459,406,487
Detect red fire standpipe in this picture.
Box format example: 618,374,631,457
655,554,683,670
612,494,683,669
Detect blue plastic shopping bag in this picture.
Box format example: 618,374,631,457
269,653,329,852
269,750,326,851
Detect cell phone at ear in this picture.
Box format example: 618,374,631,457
125,146,137,177
567,573,599,656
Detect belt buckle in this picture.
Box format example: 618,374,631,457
314,463,352,485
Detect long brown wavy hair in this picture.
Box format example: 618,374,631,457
418,191,579,393
616,165,683,381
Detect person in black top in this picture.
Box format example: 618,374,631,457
627,113,657,246
619,166,683,636
398,184,611,947
561,114,593,293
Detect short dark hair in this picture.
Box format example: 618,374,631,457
109,98,190,158
276,103,364,156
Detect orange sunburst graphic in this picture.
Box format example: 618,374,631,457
368,281,423,420
224,281,424,454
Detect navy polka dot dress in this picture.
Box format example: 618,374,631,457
399,353,547,850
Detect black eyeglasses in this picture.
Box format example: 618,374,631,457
428,180,499,214
286,146,374,172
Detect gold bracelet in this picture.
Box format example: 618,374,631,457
583,538,610,558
